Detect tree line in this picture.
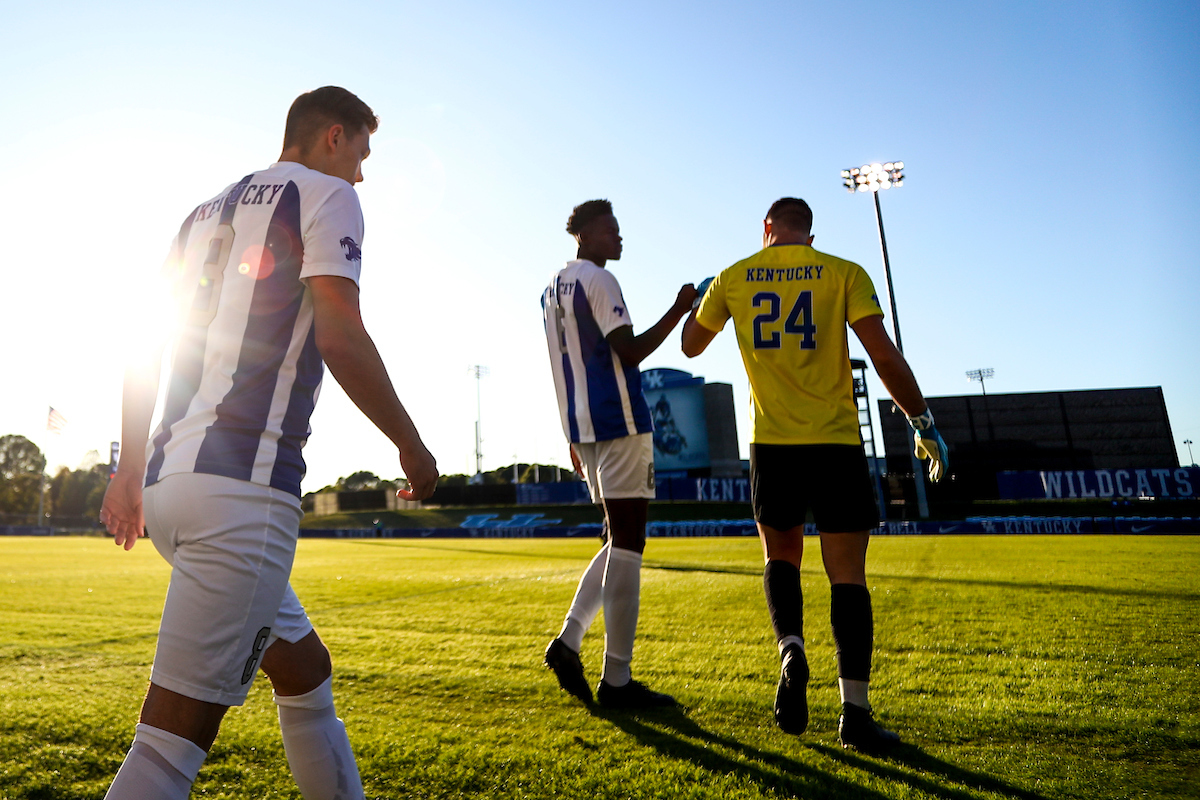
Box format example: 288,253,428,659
0,434,111,526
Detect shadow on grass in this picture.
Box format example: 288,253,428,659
873,571,1198,602
645,561,762,577
808,742,1052,800
591,705,1051,800
589,703,889,800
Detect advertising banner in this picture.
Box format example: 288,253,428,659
647,382,710,471
997,467,1198,500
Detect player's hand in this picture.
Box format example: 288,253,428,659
913,427,950,482
673,284,698,314
907,408,950,482
100,469,146,550
569,445,583,476
397,443,438,501
693,277,714,309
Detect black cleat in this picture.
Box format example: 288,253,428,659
596,678,676,709
838,702,901,753
774,644,809,734
544,638,592,703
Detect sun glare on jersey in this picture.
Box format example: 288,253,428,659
238,244,276,281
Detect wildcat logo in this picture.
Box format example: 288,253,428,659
340,237,362,263
614,306,625,317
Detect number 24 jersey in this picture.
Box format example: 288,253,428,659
694,244,883,446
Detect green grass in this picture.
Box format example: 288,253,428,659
1,535,1197,799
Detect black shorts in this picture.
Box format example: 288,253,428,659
750,443,879,533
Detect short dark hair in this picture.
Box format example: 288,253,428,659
766,198,813,235
283,86,379,152
566,199,613,235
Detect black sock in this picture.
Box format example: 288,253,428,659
763,560,803,652
830,583,872,681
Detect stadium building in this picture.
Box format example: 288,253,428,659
877,387,1189,505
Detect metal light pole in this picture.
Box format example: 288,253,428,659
966,368,994,396
1185,439,1195,466
842,161,931,518
468,365,489,478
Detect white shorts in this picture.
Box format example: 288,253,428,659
574,432,656,501
143,472,312,706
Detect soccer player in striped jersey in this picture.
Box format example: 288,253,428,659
681,197,948,752
541,199,697,708
100,87,438,800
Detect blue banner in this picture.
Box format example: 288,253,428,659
299,516,1197,538
998,467,1199,500
514,477,753,504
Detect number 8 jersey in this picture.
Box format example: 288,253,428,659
694,244,883,445
146,161,365,498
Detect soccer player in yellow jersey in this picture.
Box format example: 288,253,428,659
681,197,948,752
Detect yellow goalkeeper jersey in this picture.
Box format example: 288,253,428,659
695,244,884,445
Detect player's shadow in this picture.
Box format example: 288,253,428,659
589,704,898,800
590,706,1050,800
807,741,1053,800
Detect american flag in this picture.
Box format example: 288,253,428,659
47,406,68,434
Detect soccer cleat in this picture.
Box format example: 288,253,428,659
596,678,676,709
774,644,809,734
544,638,592,703
838,702,901,753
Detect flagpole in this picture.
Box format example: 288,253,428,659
40,406,67,530
36,470,46,527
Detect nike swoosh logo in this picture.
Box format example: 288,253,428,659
938,525,961,533
1131,524,1154,533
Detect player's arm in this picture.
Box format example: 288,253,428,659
606,284,698,366
680,312,719,357
100,340,164,550
308,275,438,500
851,314,949,481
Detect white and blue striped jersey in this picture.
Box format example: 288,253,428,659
542,259,653,443
145,161,364,498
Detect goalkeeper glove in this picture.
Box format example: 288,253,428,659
693,276,715,309
907,408,950,483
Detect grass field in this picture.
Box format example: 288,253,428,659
1,534,1197,799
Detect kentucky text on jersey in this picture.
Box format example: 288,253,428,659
147,162,365,498
194,184,288,222
745,265,825,282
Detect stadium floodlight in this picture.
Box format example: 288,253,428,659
468,365,489,478
1185,439,1195,466
842,161,904,193
842,160,930,517
966,368,995,396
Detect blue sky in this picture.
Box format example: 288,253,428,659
2,0,1197,490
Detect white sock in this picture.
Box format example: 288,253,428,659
558,544,609,652
275,677,364,800
839,678,870,710
601,546,642,687
778,635,805,656
105,723,206,800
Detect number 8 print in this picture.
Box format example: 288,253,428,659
188,223,235,327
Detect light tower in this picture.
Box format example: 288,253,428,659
841,160,931,518
1185,439,1195,467
966,368,995,396
468,365,489,479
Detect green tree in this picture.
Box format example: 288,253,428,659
341,471,383,491
0,435,47,516
47,455,110,521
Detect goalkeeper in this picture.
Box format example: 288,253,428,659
681,197,948,752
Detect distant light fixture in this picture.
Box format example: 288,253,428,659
966,367,995,396
843,161,904,193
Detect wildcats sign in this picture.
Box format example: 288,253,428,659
998,467,1198,500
